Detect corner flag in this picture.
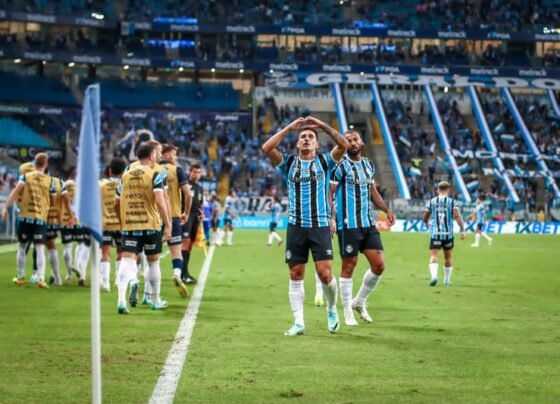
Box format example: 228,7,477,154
75,84,102,242
75,83,103,404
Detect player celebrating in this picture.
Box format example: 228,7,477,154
221,189,238,246
267,196,283,246
422,181,466,286
330,130,395,326
160,144,192,296
467,194,493,247
115,143,171,314
1,153,55,288
99,157,127,292
262,115,349,336
181,164,203,284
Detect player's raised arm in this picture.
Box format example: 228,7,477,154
305,116,349,162
371,184,395,226
453,207,466,239
262,117,305,165
1,181,24,220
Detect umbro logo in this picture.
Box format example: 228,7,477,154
128,169,144,177
326,249,332,256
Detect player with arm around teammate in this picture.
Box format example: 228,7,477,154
329,130,396,326
422,181,466,286
262,115,349,336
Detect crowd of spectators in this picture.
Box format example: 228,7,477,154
3,0,559,34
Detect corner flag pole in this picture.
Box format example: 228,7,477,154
75,84,103,404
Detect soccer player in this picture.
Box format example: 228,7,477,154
17,160,39,282
127,140,169,306
221,189,238,246
267,196,283,246
181,164,203,284
45,172,64,286
262,115,349,336
330,130,396,326
60,167,90,286
202,192,213,246
467,194,493,247
160,144,192,296
1,153,55,288
99,157,127,292
115,143,171,314
210,194,222,246
422,181,466,286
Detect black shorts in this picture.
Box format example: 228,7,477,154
75,227,91,246
269,221,278,232
211,218,220,229
285,224,333,264
337,226,383,257
223,218,233,227
46,225,59,241
167,217,182,246
476,223,483,231
61,227,77,244
102,230,122,247
429,238,454,250
17,219,47,244
182,214,200,240
122,230,163,256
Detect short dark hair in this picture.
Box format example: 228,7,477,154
479,194,486,201
161,144,178,155
137,143,155,160
343,129,361,138
109,157,126,177
190,164,201,171
299,127,318,138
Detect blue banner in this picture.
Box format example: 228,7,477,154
232,216,288,230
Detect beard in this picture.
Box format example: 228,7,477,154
347,147,361,157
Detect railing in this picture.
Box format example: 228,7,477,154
331,83,348,133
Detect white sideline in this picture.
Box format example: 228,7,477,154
149,245,216,404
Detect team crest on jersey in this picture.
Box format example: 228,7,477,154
286,250,292,260
345,245,353,254
128,169,144,177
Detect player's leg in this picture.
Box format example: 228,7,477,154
181,216,198,284
481,223,493,245
117,233,140,313
77,231,91,286
30,245,39,283
352,228,385,322
314,271,324,306
203,220,211,246
337,228,360,325
100,232,112,291
443,246,454,285
428,240,441,286
471,225,481,247
15,222,30,284
46,233,62,286
271,222,282,245
33,223,49,288
226,222,234,245
311,227,339,333
146,231,166,310
61,229,74,281
283,224,308,336
167,218,188,297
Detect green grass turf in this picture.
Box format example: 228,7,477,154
1,232,559,403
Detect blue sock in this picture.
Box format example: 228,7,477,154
172,258,183,278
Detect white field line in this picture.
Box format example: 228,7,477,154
148,245,216,404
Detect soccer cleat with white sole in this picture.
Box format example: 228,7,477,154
327,309,340,333
151,300,168,311
284,323,305,336
314,294,324,307
173,275,189,298
129,283,138,307
352,300,373,323
142,296,153,306
429,278,437,287
117,302,129,314
344,311,358,326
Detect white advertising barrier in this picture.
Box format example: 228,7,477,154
387,220,560,235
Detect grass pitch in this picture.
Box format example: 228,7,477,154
0,231,559,403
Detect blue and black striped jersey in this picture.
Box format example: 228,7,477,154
278,152,337,228
331,156,376,231
426,196,458,240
